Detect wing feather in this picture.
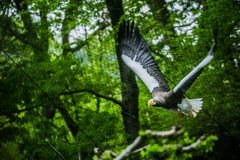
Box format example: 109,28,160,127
118,20,170,93
173,25,219,95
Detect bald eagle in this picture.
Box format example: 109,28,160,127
118,21,218,118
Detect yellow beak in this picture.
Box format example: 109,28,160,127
148,99,155,106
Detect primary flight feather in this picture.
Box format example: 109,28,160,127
118,20,218,118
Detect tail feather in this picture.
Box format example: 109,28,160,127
186,98,203,117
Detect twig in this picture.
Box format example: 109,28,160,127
78,153,81,160
130,144,151,155
99,150,117,159
0,105,43,116
84,0,112,28
114,125,182,160
223,18,240,41
109,151,117,158
181,136,206,152
101,134,206,160
46,139,66,160
61,89,122,107
0,48,50,98
69,25,109,53
144,125,182,138
114,136,146,160
94,148,101,159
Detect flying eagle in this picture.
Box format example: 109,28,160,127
118,21,218,118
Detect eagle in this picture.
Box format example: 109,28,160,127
118,21,218,118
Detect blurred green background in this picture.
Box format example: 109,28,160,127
0,0,240,159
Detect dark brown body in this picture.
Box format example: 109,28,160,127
151,89,183,110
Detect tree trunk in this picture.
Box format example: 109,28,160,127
106,0,140,144
57,106,79,137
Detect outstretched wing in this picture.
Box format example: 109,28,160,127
118,20,170,93
173,25,219,95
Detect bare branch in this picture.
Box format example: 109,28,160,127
115,125,182,160
98,150,117,159
0,105,42,116
114,136,146,160
61,89,122,107
113,125,183,160
181,136,206,152
84,1,112,28
96,96,100,112
144,125,182,138
109,151,117,158
78,153,81,160
46,139,66,160
130,144,151,155
223,18,240,41
94,148,101,159
69,23,109,53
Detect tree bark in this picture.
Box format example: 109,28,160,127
57,106,79,137
106,0,140,144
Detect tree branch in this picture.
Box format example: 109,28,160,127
114,125,182,160
60,89,122,107
96,96,100,112
68,39,87,53
78,153,81,160
144,125,182,138
94,148,101,159
130,144,151,155
68,23,109,53
46,139,66,160
0,105,42,116
181,136,206,152
8,28,44,52
84,0,112,28
115,136,145,160
223,18,240,41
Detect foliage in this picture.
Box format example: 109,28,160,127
140,134,218,160
0,0,240,159
92,127,218,160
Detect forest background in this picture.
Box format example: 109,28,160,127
0,0,240,159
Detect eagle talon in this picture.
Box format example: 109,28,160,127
178,111,185,118
189,113,195,118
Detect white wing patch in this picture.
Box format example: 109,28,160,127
173,55,213,93
122,54,159,92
